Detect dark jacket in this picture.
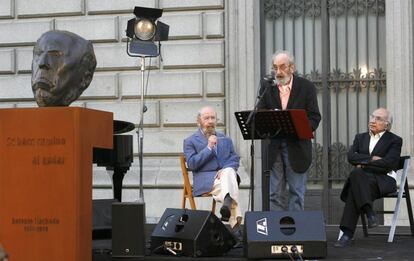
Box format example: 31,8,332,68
257,74,321,173
341,131,402,200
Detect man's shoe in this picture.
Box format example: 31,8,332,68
367,214,378,228
220,194,232,222
334,234,354,248
220,205,230,222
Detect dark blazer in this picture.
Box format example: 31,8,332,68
183,129,240,196
341,131,402,201
257,75,321,173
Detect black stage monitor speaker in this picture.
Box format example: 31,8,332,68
112,202,146,258
244,210,327,259
93,199,117,239
151,208,236,257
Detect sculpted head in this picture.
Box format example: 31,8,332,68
31,30,96,107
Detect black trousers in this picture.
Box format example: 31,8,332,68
339,168,381,234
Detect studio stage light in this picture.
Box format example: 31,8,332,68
126,6,169,57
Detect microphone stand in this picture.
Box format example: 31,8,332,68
245,79,273,211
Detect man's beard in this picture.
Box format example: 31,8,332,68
276,75,290,86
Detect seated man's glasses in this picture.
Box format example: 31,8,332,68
369,114,386,122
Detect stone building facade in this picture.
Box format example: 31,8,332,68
0,0,412,225
0,0,260,222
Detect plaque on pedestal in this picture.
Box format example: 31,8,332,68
0,107,113,261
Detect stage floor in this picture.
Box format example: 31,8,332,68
93,224,414,261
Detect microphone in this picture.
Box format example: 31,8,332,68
247,72,275,125
263,71,276,86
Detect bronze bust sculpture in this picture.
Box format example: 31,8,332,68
31,30,96,107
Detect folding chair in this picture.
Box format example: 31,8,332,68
179,155,216,213
361,156,414,242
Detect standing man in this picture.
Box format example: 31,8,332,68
335,108,402,247
183,106,242,229
257,50,321,211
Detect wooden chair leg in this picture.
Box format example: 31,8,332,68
211,199,216,214
181,188,186,209
188,195,197,210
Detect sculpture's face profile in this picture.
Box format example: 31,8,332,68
31,31,96,107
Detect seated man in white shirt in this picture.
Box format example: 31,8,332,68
335,108,402,247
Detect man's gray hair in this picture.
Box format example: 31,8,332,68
197,106,217,119
270,50,296,74
272,50,296,65
384,108,393,131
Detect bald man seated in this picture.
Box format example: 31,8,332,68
335,108,402,247
183,106,242,230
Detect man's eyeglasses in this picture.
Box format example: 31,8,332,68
369,114,386,122
272,63,290,72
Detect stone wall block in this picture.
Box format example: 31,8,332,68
94,43,159,70
160,0,224,11
138,129,195,154
16,47,33,73
159,12,202,39
55,16,119,42
204,70,224,96
0,75,33,100
87,0,156,15
0,20,53,46
0,49,15,74
161,100,224,126
120,70,203,98
204,11,224,38
162,40,224,68
0,0,13,18
0,103,15,108
81,72,119,99
17,0,83,17
86,100,159,126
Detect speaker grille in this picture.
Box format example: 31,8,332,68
151,208,236,257
112,202,146,257
244,210,327,259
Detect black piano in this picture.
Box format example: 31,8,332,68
93,120,134,202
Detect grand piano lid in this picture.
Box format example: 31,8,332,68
114,120,135,134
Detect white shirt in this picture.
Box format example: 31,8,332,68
369,131,396,180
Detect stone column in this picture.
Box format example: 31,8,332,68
386,0,414,156
385,0,414,225
225,0,262,209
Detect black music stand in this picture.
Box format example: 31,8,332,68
234,109,313,210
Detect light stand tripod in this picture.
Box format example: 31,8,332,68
125,6,169,202
137,56,146,200
126,39,157,202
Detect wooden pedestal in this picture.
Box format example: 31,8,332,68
0,107,113,261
